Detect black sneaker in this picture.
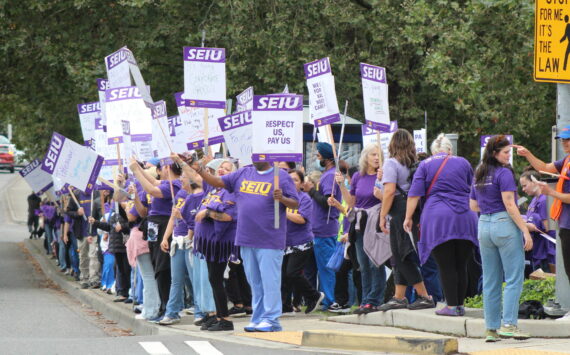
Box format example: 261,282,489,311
228,306,246,317
305,292,325,314
329,303,351,313
245,307,253,315
200,316,218,330
378,297,409,312
194,314,212,327
208,319,234,331
359,304,379,314
408,295,435,310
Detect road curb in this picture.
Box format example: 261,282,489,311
24,238,159,337
328,308,570,338
300,330,458,354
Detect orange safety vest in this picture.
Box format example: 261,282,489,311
550,155,570,221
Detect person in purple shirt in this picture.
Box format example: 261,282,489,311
173,153,298,333
404,134,478,317
379,129,435,312
470,135,532,342
129,158,182,318
282,169,324,315
333,144,386,314
302,142,342,309
515,128,570,322
519,170,556,273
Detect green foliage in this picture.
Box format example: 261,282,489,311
464,277,556,309
0,0,556,163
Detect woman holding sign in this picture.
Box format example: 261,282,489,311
470,135,532,341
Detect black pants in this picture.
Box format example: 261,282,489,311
225,261,252,307
28,215,39,235
281,249,320,309
147,215,172,313
207,261,229,318
114,252,131,297
334,258,362,307
559,228,570,283
431,239,474,306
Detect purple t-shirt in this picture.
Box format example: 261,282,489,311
469,166,517,214
351,172,380,209
286,191,314,247
173,189,189,237
526,194,548,230
312,167,342,238
180,192,204,232
554,156,570,229
381,158,411,195
149,180,182,216
135,180,150,208
222,166,298,250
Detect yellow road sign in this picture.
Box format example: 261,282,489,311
534,0,570,83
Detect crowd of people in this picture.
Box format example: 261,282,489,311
26,128,570,341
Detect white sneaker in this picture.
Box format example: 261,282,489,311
556,311,570,321
135,314,145,320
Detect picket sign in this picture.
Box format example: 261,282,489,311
362,121,398,160
218,110,253,166
41,132,104,194
97,79,109,128
413,128,427,154
305,57,340,127
361,63,390,132
105,47,153,105
77,102,101,148
19,159,54,195
151,100,174,163
105,86,153,145
92,123,124,190
236,86,254,112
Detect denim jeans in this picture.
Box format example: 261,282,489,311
68,234,79,274
101,253,115,289
44,224,54,254
313,236,337,307
354,230,386,306
478,211,524,329
241,247,283,327
190,252,215,319
137,253,160,319
165,247,190,319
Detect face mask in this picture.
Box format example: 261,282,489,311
314,159,325,172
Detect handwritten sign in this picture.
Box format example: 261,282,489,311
236,86,254,112
77,101,100,147
413,128,427,154
304,57,340,127
105,47,153,104
218,110,253,166
105,86,153,145
182,47,226,109
41,132,104,194
362,121,398,159
97,79,109,128
252,94,304,162
19,159,54,195
361,63,390,132
175,92,225,151
151,101,173,163
481,135,514,165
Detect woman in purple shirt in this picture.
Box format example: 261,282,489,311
470,135,532,342
194,160,239,332
404,134,478,317
333,144,386,314
282,169,324,315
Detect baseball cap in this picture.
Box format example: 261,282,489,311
556,125,570,139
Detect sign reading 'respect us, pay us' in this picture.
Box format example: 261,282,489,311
534,0,570,83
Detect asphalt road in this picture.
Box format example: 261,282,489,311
0,172,338,355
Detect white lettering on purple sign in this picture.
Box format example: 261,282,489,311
44,134,64,173
106,87,142,101
97,79,109,91
78,102,101,114
219,111,252,131
256,96,301,110
304,57,331,79
185,48,225,62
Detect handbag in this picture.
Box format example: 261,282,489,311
326,242,345,272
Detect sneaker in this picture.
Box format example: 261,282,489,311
113,296,127,302
133,305,143,314
457,306,466,316
556,311,570,321
193,317,204,326
305,292,325,314
80,283,89,289
328,303,351,313
353,305,366,315
101,287,107,292
90,282,100,289
255,321,282,332
408,295,436,310
194,314,213,327
359,304,379,314
200,316,218,330
208,319,234,331
245,307,253,315
124,298,133,304
228,306,246,317
244,322,257,332
435,306,461,317
497,325,530,340
378,297,409,312
147,315,163,324
185,307,195,315
158,316,181,325
485,329,501,342
106,289,113,295
135,314,146,320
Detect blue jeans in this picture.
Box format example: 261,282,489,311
68,234,79,274
478,211,524,329
165,248,190,319
57,232,68,270
241,247,283,326
101,253,115,289
190,252,215,319
137,253,160,319
130,267,143,303
354,231,386,306
44,224,54,254
313,236,336,307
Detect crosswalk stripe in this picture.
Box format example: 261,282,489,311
139,342,172,355
185,341,224,355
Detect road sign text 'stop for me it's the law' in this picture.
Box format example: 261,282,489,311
534,0,570,83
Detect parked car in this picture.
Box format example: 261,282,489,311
0,135,16,173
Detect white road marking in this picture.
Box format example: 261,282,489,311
139,341,172,355
185,340,224,355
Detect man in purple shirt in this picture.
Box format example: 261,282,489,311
174,154,298,332
302,142,342,309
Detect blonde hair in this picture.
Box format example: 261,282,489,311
216,159,237,177
359,144,382,176
430,133,453,155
